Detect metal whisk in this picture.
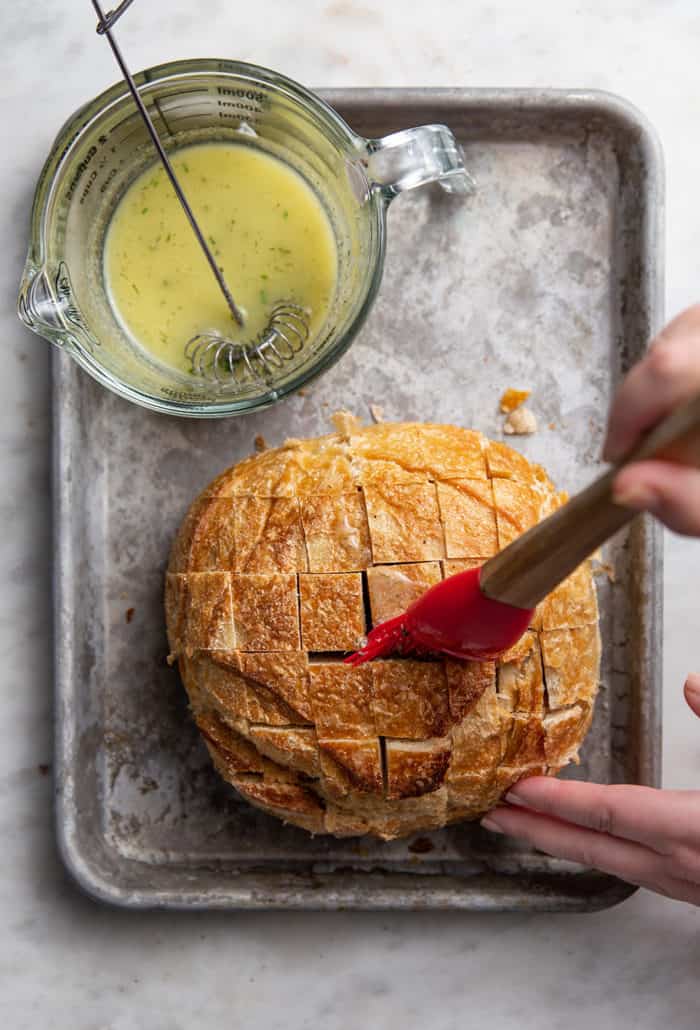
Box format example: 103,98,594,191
92,0,310,388
185,303,310,387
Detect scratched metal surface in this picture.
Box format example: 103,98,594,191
53,89,663,909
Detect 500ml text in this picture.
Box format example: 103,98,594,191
217,87,266,103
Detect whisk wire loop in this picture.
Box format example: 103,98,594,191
185,302,311,388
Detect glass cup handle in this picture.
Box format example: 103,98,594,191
361,124,475,200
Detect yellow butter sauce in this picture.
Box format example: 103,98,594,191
104,142,337,373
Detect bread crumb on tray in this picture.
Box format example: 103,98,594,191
499,388,531,413
504,406,538,435
369,404,385,423
254,434,268,453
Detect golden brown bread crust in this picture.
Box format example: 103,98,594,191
367,562,442,626
299,573,365,651
437,479,498,557
166,422,600,840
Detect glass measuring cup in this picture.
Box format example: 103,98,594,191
18,59,473,417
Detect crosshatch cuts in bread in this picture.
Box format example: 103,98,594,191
166,422,601,839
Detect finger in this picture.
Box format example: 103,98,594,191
658,875,700,907
502,777,700,851
612,461,700,535
480,804,665,886
603,307,700,461
684,673,700,718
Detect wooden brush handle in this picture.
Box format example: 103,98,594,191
480,393,700,610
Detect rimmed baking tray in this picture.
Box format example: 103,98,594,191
52,88,664,909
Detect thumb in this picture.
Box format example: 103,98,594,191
683,674,700,718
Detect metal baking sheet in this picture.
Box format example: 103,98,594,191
53,88,664,910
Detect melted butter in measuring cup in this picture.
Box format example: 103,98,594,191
104,142,337,373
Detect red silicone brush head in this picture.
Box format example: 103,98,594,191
346,566,534,665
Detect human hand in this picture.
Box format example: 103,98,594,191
480,675,700,906
606,305,700,534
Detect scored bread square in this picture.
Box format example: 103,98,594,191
491,763,547,798
241,652,312,721
308,662,375,738
437,479,498,558
492,479,544,548
366,561,442,627
319,738,383,794
249,725,321,777
541,625,601,709
186,574,237,651
448,766,547,818
258,757,302,784
363,481,445,563
227,440,353,498
373,789,449,839
231,775,326,834
318,750,354,800
485,439,535,481
544,704,590,769
300,492,372,572
298,573,365,652
195,707,264,774
445,658,496,721
169,496,236,573
232,573,300,652
503,715,546,766
485,440,550,488
353,457,429,490
499,630,538,665
207,745,259,787
385,738,451,799
348,422,429,473
233,497,307,574
540,561,599,630
371,660,450,739
448,681,511,778
279,438,356,496
447,770,505,819
415,425,488,480
351,422,486,484
166,572,236,654
497,632,545,715
183,651,247,722
471,678,510,726
324,787,450,839
227,447,299,497
244,680,308,726
185,650,302,729
449,718,505,778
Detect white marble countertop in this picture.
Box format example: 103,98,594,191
3,1,699,1026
